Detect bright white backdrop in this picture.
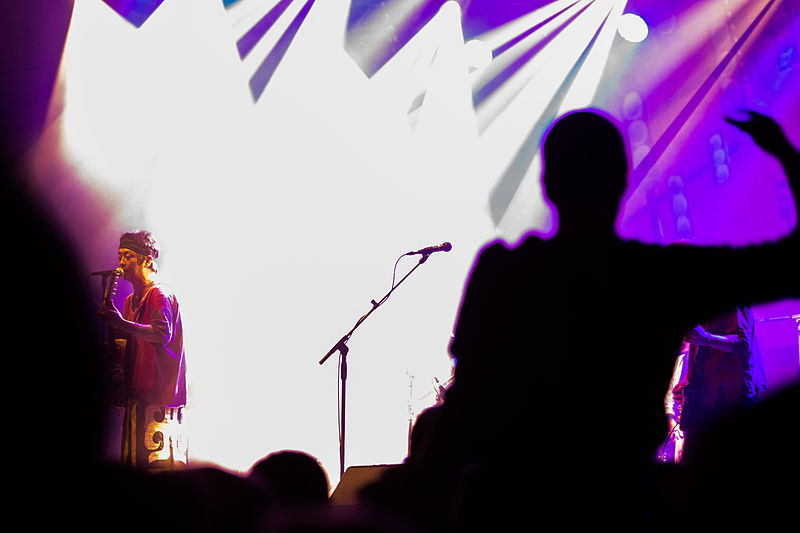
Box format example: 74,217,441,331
34,0,508,486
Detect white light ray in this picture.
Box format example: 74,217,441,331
464,38,492,69
226,0,284,30
481,0,616,170
474,0,582,50
60,0,160,193
471,0,593,128
370,7,447,123
414,2,476,138
481,0,618,241
235,0,307,74
633,0,763,115
346,0,431,75
558,0,628,114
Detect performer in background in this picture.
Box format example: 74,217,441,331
679,305,767,459
99,231,188,470
659,341,689,463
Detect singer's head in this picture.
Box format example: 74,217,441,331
118,230,159,282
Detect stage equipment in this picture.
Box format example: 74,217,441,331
86,267,125,406
319,243,452,478
407,241,452,255
330,464,401,506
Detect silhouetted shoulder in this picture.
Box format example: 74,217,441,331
450,239,522,380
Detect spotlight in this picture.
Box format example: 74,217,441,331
618,13,648,43
465,39,492,70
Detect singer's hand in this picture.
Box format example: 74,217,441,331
97,302,124,328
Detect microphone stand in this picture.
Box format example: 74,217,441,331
90,270,126,408
94,271,114,345
319,253,434,479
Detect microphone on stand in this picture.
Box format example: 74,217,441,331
89,268,122,277
408,242,452,255
100,268,123,307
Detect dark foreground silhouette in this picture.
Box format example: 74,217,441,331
360,110,800,532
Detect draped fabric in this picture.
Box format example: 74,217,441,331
122,284,186,408
121,398,188,471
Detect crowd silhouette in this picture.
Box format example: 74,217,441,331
5,107,798,532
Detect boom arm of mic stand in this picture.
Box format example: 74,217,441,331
317,253,434,479
318,253,431,366
320,334,351,365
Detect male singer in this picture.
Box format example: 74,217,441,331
99,230,188,470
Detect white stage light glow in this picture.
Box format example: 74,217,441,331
470,0,625,241
465,39,492,70
558,0,629,114
42,0,492,489
617,13,648,43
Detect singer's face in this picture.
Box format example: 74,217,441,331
118,248,146,282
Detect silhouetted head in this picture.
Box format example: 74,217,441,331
249,450,330,508
542,110,628,234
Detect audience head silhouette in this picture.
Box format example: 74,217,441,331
248,450,330,508
543,110,629,234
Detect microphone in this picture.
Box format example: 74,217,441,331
90,268,123,277
102,268,123,307
408,242,452,255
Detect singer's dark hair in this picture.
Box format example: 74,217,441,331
121,230,159,273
